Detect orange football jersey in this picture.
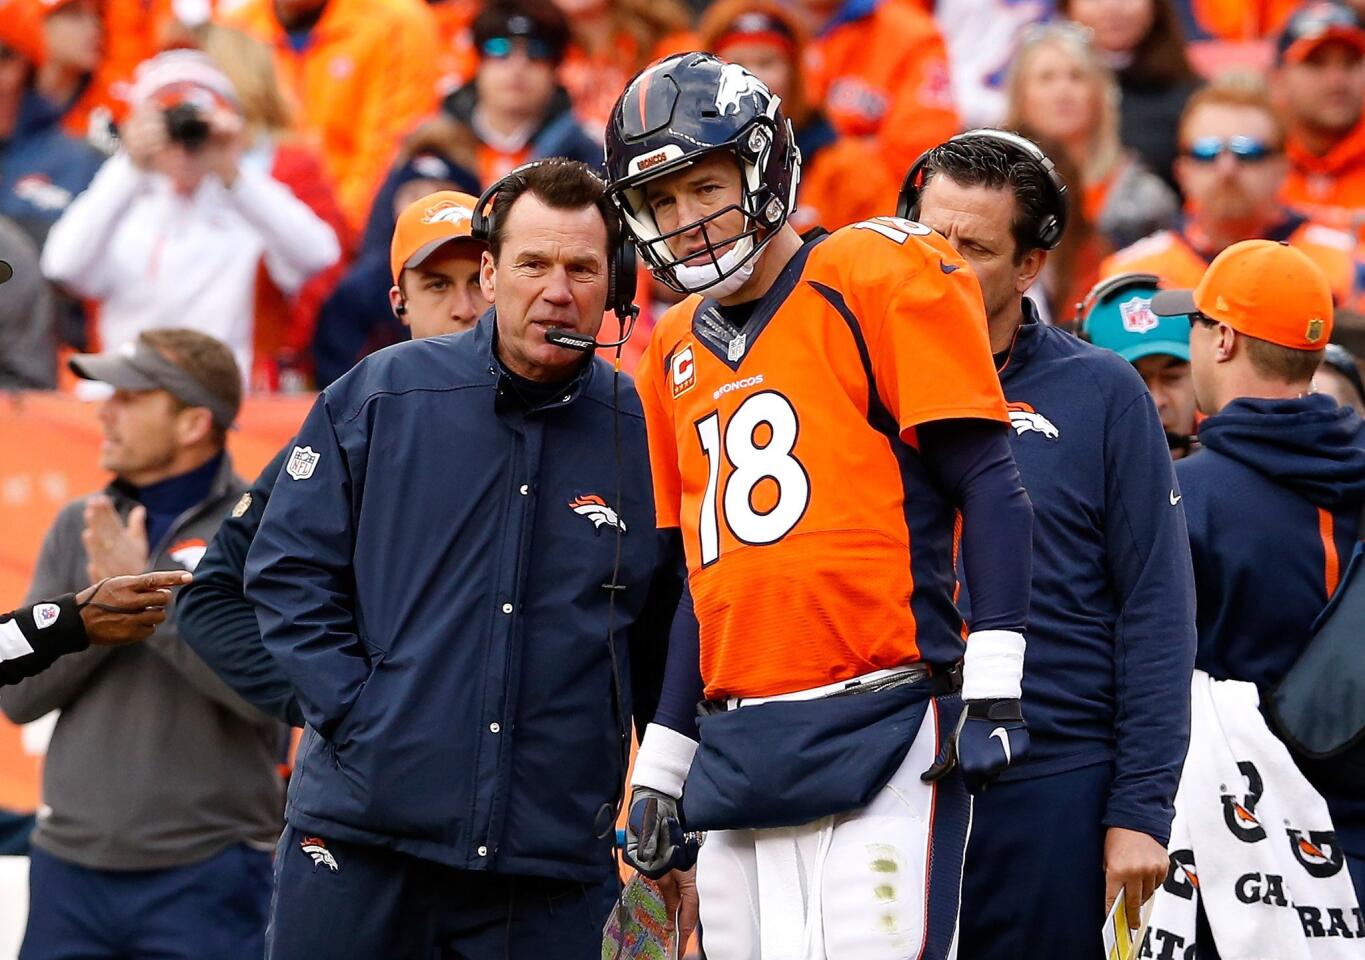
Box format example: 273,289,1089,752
635,220,1008,700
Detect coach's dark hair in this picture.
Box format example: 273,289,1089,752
918,137,1059,263
487,159,620,261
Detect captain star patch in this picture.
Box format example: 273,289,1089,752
569,495,627,534
286,445,320,481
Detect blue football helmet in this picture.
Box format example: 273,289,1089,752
604,52,801,297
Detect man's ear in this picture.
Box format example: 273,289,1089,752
176,405,214,448
388,285,410,326
480,250,497,303
1215,323,1238,363
1015,249,1047,295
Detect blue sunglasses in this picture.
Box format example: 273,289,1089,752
1185,136,1278,163
481,36,554,61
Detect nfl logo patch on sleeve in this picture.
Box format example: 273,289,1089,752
32,603,60,630
286,446,320,481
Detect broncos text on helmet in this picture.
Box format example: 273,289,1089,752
604,52,801,299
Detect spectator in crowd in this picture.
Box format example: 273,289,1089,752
698,0,893,231
220,0,441,232
24,0,114,143
194,22,350,391
1080,271,1201,457
246,159,687,956
40,50,340,380
1101,76,1361,307
1005,22,1179,252
0,214,55,388
801,0,959,201
1315,341,1365,412
1277,1,1365,233
913,130,1195,958
178,188,490,726
1174,0,1302,43
0,329,285,960
933,0,1051,129
1155,238,1365,900
313,153,479,385
417,0,600,189
0,0,104,247
1062,0,1200,189
552,0,695,138
431,0,480,93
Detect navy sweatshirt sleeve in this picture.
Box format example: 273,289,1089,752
627,529,687,737
245,394,369,740
178,444,304,727
652,582,703,739
919,419,1033,636
1100,392,1197,845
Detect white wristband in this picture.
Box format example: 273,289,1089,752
962,629,1026,701
630,723,698,799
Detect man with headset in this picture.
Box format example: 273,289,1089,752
908,131,1198,956
244,159,687,957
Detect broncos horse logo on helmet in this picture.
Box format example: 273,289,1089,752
604,53,801,300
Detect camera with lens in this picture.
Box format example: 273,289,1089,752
163,102,211,152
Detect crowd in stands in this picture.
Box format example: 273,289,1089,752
3,0,1365,388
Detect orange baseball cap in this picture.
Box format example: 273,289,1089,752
0,0,46,66
1151,239,1333,351
389,191,483,285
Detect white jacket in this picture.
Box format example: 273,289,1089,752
41,152,340,378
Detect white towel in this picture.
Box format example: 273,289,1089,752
1142,671,1363,959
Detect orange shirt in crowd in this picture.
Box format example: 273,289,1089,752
431,0,478,93
1181,0,1299,41
791,135,901,232
1282,121,1365,237
803,0,958,185
558,29,697,140
222,0,442,232
1100,216,1359,309
98,0,173,100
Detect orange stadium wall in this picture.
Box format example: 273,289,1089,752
0,392,313,811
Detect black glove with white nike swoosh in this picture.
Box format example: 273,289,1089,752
922,698,1029,793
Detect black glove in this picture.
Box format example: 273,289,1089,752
922,698,1029,793
623,787,699,879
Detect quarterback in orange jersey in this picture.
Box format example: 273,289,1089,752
604,53,1034,959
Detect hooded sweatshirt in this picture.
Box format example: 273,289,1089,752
1176,393,1365,859
1283,121,1365,234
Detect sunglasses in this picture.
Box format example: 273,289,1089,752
1184,136,1277,163
481,36,554,62
1188,311,1218,329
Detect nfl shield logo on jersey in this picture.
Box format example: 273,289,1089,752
286,445,320,481
1119,295,1158,334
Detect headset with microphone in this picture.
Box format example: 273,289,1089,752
470,163,640,352
896,128,1069,251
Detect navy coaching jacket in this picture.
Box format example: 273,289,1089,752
245,313,679,883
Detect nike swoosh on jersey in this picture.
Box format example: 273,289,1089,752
1170,490,1182,505
990,726,1011,765
939,260,959,274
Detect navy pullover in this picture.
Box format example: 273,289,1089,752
1177,393,1365,861
964,308,1197,845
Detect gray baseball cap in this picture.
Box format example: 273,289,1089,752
69,338,239,430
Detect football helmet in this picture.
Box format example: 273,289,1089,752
604,52,800,299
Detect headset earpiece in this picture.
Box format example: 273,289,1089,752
897,128,1070,251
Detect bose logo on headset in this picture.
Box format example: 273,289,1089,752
896,128,1069,252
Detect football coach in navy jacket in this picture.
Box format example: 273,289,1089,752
245,159,684,958
911,131,1197,955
